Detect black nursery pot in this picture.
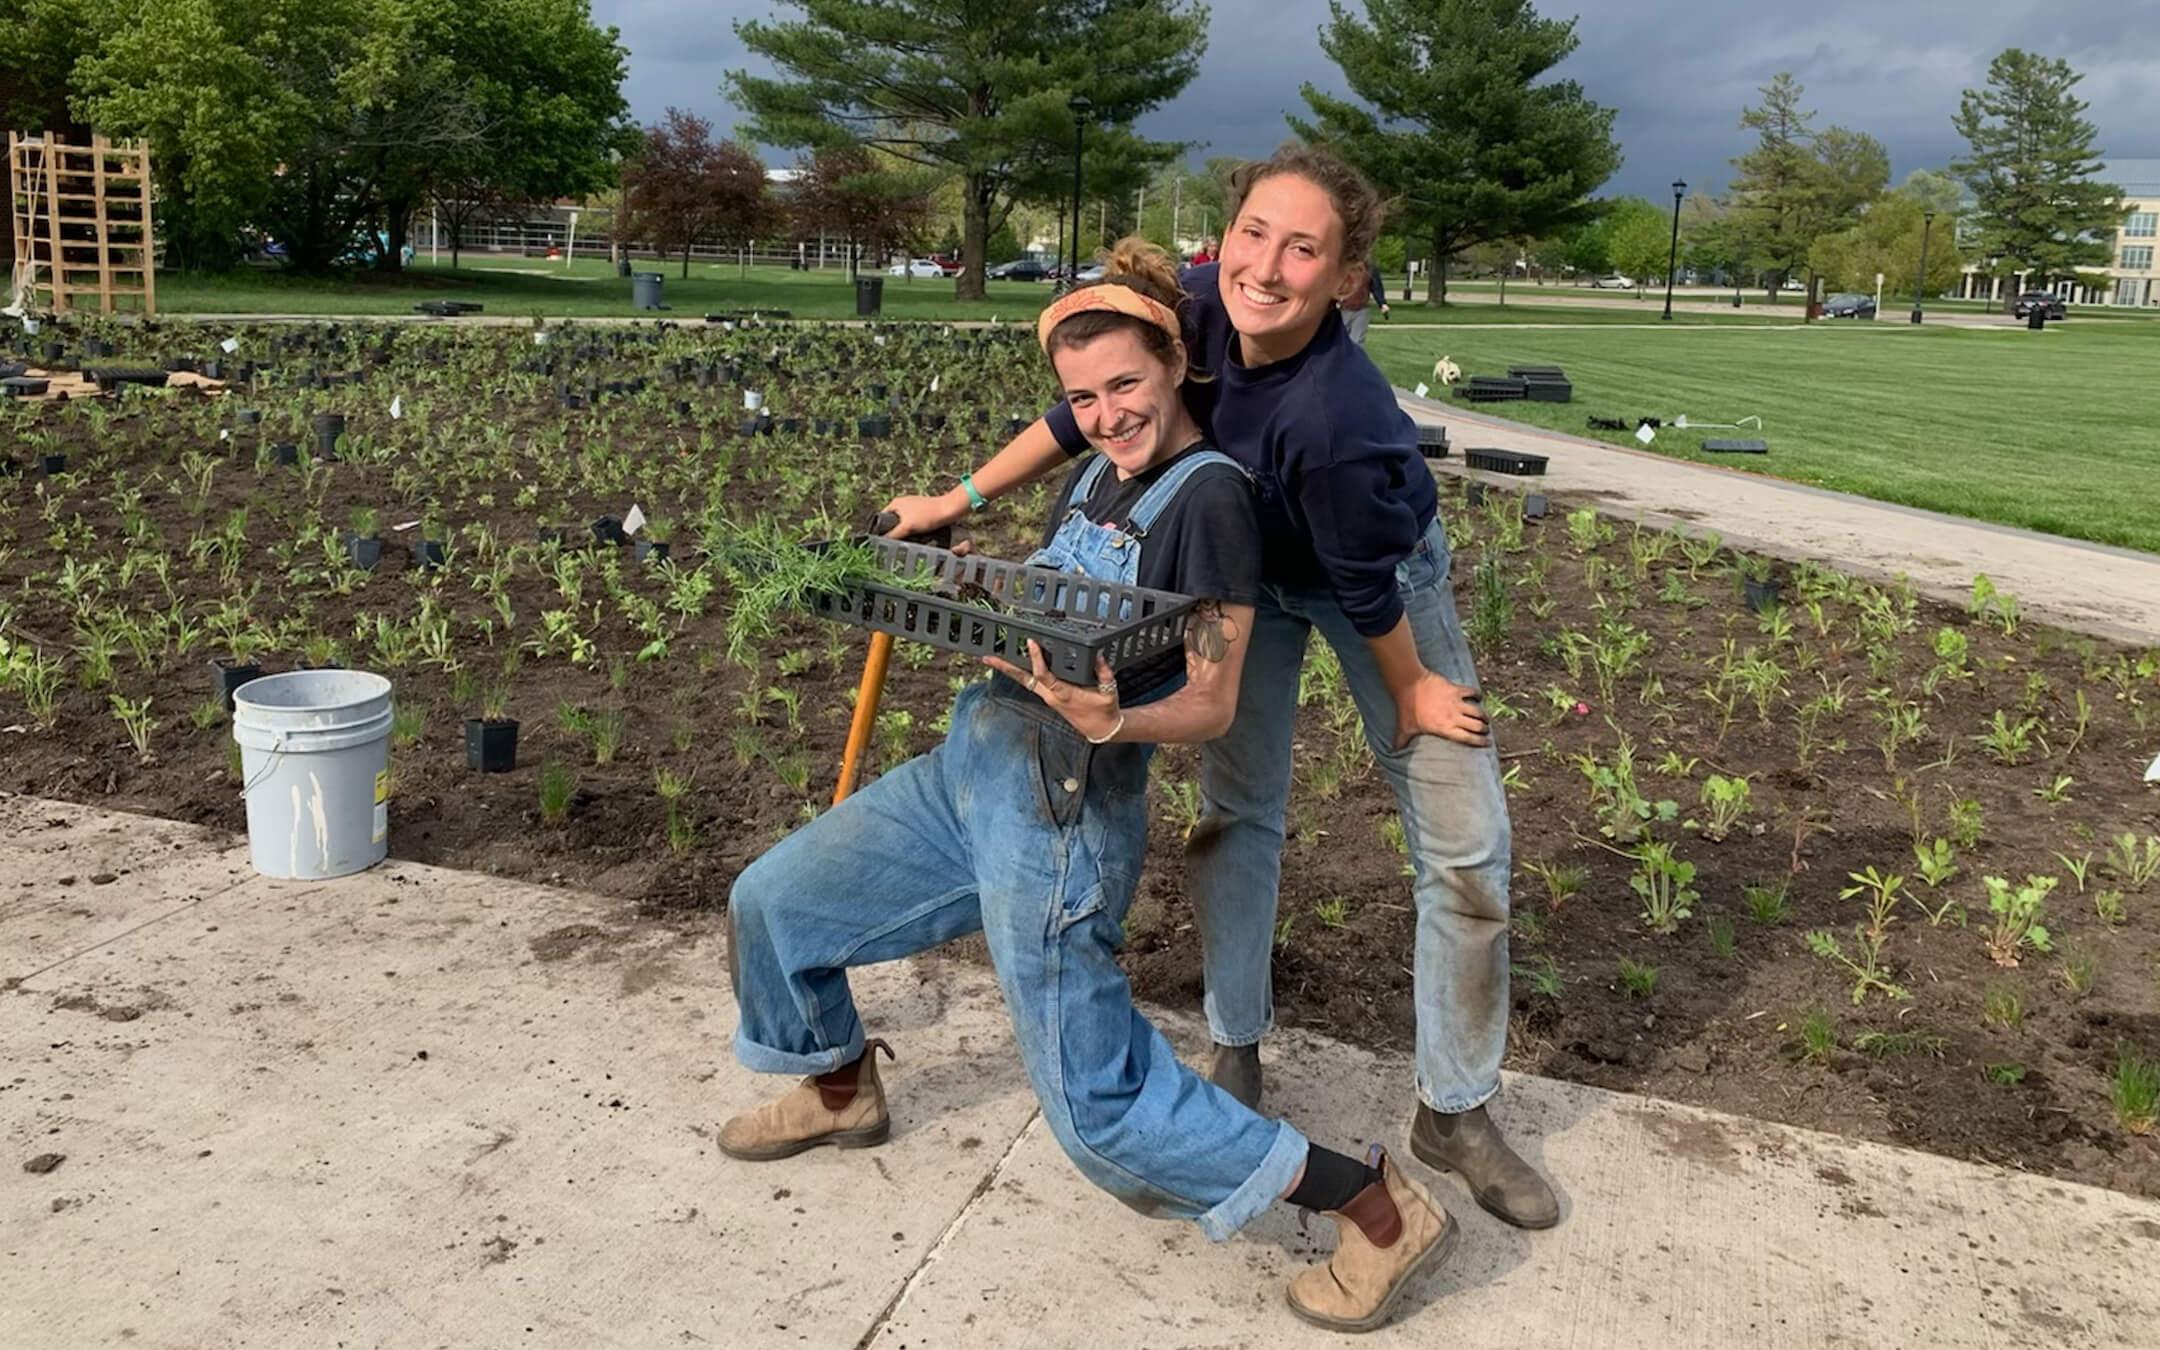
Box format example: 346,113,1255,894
41,453,67,475
634,539,670,564
343,534,383,570
411,538,447,570
312,412,346,457
857,415,892,440
211,659,262,713
1004,416,1027,438
272,442,300,466
41,340,64,365
1744,577,1782,613
464,718,519,773
235,408,262,425
591,516,627,547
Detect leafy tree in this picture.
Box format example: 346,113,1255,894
1606,197,1672,297
1293,0,1619,302
788,144,937,280
1808,195,1963,298
1677,193,1736,284
729,0,1204,300
1952,48,2124,290
1898,168,1964,218
620,109,770,278
1727,73,1886,295
1562,211,1614,276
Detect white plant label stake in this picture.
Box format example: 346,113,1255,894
2146,752,2160,784
220,337,239,353
1635,423,1656,445
389,395,403,420
1414,382,1429,399
623,503,647,537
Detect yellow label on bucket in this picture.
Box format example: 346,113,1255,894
374,769,390,804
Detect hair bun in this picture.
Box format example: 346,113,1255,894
1099,236,1181,308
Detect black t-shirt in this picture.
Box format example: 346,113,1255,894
1038,442,1261,704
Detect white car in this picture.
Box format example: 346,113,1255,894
886,259,943,278
1587,274,1634,289
1075,263,1106,282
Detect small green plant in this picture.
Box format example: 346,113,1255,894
1981,874,2056,967
2111,1044,2159,1135
1512,954,1564,1000
1795,1009,1837,1066
1981,985,2024,1030
2057,946,2097,998
2032,774,2075,805
1690,773,1751,842
1742,878,1790,925
188,694,225,731
2093,889,2127,926
1854,1029,1947,1059
1616,957,1659,999
1945,795,1985,850
2104,832,2160,889
1629,840,1698,933
108,692,157,762
537,761,576,824
1522,859,1587,910
1313,896,1350,930
1913,837,1959,889
1985,1061,2028,1087
390,701,426,749
1973,710,2039,766
1840,866,1907,945
655,768,696,853
1574,727,1677,843
1806,927,1909,1005
1465,557,1511,653
1706,914,1736,958
348,506,380,538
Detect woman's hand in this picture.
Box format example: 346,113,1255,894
877,491,966,539
1395,671,1490,749
983,643,1121,742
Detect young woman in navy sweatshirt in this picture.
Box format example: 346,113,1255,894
880,143,1556,1235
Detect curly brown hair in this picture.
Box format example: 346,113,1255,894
1043,236,1195,377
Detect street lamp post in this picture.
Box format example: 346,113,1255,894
1662,178,1686,321
1910,211,1935,325
1066,94,1092,294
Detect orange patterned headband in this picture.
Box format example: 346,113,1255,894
1035,282,1181,352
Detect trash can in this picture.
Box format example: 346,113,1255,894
2027,308,2046,331
855,276,884,317
633,272,665,310
617,257,632,278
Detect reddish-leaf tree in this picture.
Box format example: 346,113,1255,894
620,108,770,277
787,145,936,279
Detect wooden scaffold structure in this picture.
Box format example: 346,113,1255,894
7,131,157,317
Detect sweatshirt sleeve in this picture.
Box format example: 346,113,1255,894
1043,399,1089,457
1367,265,1388,308
1294,439,1425,637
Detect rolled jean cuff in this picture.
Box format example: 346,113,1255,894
733,1024,865,1077
1417,1073,1501,1116
1196,1120,1308,1243
1203,1010,1274,1048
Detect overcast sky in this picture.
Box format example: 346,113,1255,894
589,0,2160,200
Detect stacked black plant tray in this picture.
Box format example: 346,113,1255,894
1454,376,1527,403
807,535,1201,683
1464,447,1549,476
1702,439,1769,454
84,367,171,391
414,301,485,316
2,376,49,398
1416,423,1450,458
1509,364,1573,403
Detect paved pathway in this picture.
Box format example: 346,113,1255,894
1398,389,2160,645
6,795,2157,1349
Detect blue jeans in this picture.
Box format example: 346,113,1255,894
727,681,1307,1241
1186,520,1513,1112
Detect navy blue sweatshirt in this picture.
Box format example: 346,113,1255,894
1046,263,1435,636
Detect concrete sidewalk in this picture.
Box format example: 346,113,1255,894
1399,390,2160,645
6,794,2158,1349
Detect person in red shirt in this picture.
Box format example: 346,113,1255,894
1189,235,1218,268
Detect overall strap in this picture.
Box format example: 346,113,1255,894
1069,451,1116,508
1127,449,1244,536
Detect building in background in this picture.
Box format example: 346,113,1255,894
1952,158,2160,307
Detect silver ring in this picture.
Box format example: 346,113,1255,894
1097,680,1118,695
1024,675,1037,691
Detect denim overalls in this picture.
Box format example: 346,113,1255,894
727,448,1306,1241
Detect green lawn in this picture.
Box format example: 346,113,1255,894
1364,319,2160,554
156,256,1060,320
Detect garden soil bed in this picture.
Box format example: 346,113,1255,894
2,318,2156,1200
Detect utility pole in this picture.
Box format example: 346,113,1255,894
1136,185,1145,242
1172,176,1182,250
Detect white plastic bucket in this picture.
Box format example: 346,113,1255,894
231,670,394,880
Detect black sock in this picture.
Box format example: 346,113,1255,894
1285,1145,1383,1212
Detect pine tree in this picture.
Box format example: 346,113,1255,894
1951,49,2125,290
1291,0,1619,303
1727,74,1886,296
728,1,1204,300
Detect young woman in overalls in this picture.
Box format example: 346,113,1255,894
880,147,1556,1236
721,240,1456,1332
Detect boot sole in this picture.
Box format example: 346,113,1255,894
1285,1212,1458,1334
715,1118,890,1162
1409,1134,1561,1231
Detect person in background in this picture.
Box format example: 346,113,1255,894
1189,235,1218,268
1340,256,1391,346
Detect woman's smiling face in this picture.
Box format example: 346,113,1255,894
1050,326,1191,477
1217,171,1358,359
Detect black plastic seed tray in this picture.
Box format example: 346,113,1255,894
1464,447,1548,476
1508,365,1567,380
1416,423,1450,458
85,367,170,390
1523,379,1572,403
2,376,49,397
414,301,485,316
1455,376,1527,402
808,535,1200,682
1703,438,1768,454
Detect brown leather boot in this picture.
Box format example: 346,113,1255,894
1287,1148,1456,1333
1409,1100,1559,1229
717,1040,894,1162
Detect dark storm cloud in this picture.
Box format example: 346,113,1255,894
591,1,2160,198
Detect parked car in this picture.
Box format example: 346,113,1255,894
987,257,1053,281
927,254,964,276
1074,262,1106,282
2011,291,2067,320
887,258,944,278
1781,277,1806,292
1586,274,1634,289
1823,292,1876,319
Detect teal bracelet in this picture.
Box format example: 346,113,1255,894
960,473,988,512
